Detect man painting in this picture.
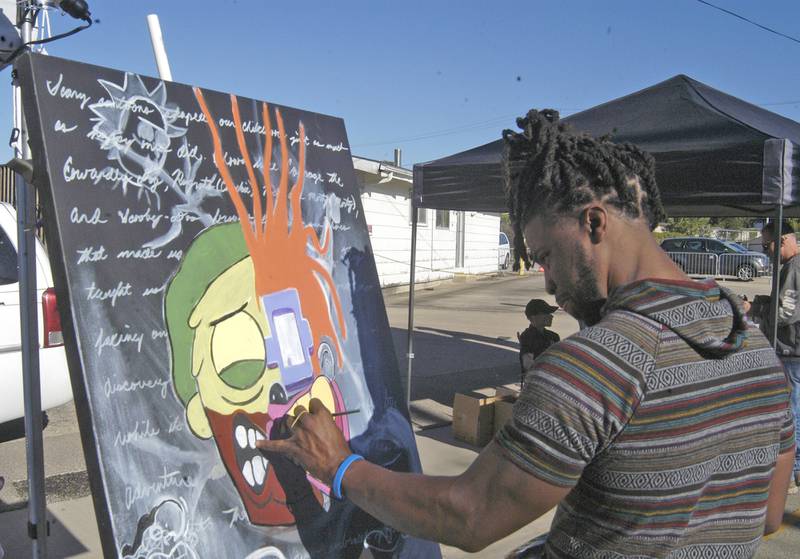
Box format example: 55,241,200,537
258,109,795,557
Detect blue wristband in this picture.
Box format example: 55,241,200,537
332,454,364,500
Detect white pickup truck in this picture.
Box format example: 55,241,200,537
0,201,72,425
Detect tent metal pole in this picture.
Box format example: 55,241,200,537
406,204,419,407
768,175,786,348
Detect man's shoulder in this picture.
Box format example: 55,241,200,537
538,319,657,382
592,308,663,343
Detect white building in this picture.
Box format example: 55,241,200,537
353,155,502,287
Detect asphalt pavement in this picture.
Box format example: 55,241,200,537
1,273,798,558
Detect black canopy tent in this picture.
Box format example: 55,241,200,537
402,75,800,403
412,74,800,216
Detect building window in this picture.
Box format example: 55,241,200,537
435,210,450,229
409,201,427,225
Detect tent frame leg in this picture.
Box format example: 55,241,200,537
405,205,419,408
768,143,788,348
769,205,783,348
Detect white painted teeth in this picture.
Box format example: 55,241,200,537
252,455,266,485
235,423,270,488
242,460,255,486
235,425,247,449
241,457,269,487
236,426,262,449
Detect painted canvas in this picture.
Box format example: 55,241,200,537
18,52,438,558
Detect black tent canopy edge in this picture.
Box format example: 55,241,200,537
412,74,800,218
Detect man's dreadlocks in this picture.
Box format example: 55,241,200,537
503,109,665,269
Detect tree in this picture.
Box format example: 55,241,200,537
710,217,757,230
666,217,712,236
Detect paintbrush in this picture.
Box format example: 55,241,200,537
253,408,361,438
331,408,360,418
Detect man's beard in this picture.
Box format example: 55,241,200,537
571,247,606,326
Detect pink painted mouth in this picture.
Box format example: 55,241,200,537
206,376,351,526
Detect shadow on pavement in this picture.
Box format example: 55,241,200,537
0,504,88,558
416,424,485,453
390,327,520,406
0,413,49,444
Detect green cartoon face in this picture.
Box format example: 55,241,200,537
183,256,280,437
165,223,348,526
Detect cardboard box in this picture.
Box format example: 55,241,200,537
494,399,516,434
495,384,520,400
452,388,500,446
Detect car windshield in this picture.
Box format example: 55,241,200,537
722,241,747,253
0,224,18,285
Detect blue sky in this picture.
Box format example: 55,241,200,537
2,0,799,166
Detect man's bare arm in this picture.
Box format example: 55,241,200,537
764,447,795,535
257,400,571,552
341,441,569,551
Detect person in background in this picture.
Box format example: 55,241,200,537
517,298,559,387
257,109,795,557
747,220,800,489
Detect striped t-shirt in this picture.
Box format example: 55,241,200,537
498,278,794,558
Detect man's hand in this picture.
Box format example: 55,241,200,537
256,398,351,485
258,400,570,550
741,299,752,314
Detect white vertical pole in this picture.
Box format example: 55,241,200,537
146,14,172,81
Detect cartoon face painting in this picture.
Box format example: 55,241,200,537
165,91,350,526
20,53,441,557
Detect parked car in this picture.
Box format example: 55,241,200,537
499,232,511,269
660,236,768,281
0,202,72,426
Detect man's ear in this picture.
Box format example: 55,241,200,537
580,206,608,243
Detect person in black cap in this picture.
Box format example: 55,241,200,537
517,298,560,386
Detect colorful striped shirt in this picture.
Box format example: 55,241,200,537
497,278,794,558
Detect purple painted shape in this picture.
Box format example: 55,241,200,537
261,288,315,397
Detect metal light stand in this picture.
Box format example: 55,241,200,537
14,3,48,557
